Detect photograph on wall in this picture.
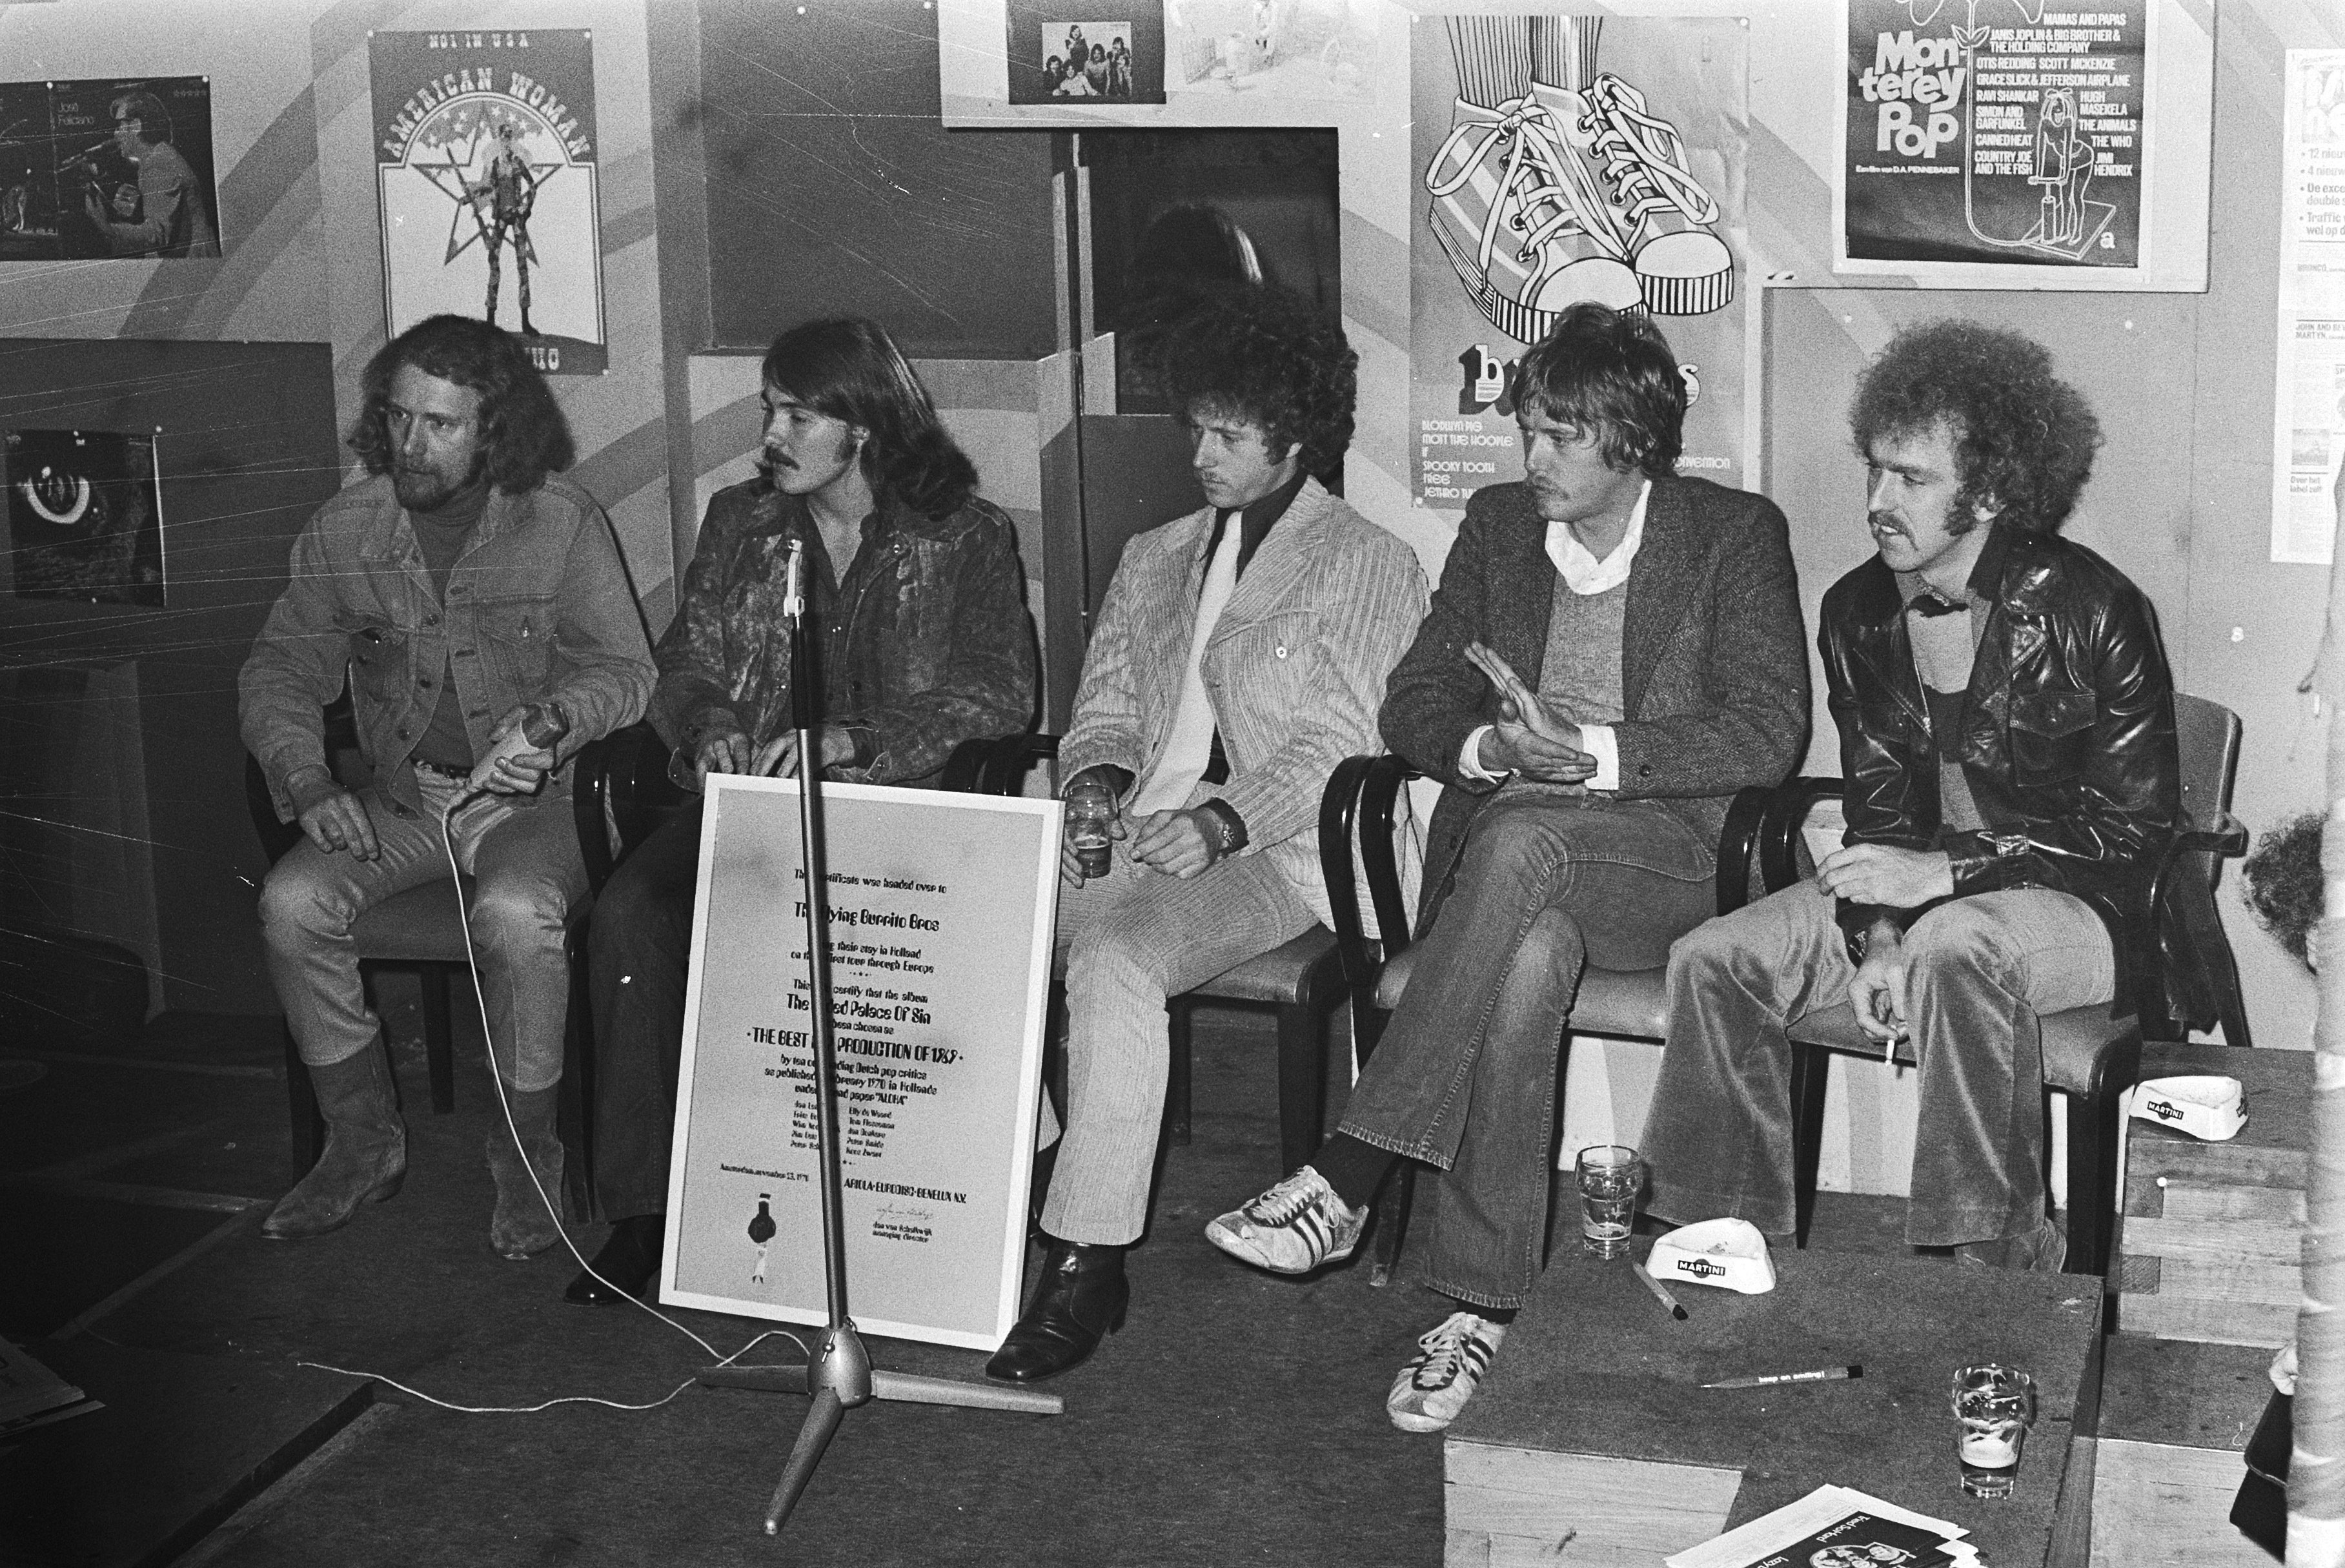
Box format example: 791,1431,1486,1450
2271,48,2345,567
3,429,165,607
1165,0,1376,103
1408,14,1748,507
1836,0,2146,272
371,29,606,376
663,777,1059,1349
0,76,219,262
1005,1,1166,107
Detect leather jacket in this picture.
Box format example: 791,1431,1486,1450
651,479,1035,786
1820,523,2178,989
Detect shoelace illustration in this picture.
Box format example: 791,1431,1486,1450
1425,83,1636,280
1576,74,1720,232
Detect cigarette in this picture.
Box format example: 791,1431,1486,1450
1630,1258,1689,1321
1701,1365,1864,1390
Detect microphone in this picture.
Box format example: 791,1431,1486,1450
53,139,110,174
782,537,806,625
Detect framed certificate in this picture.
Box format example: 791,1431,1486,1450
662,775,1061,1349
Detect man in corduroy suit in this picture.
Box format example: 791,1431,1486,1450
986,289,1429,1384
1210,303,1808,1432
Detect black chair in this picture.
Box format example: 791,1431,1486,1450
954,732,1351,1177
1322,755,1772,1285
1767,693,2249,1278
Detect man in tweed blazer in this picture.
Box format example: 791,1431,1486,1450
985,292,1428,1385
1210,304,1807,1432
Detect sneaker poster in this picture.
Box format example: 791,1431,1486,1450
369,28,607,375
1410,15,1749,508
1836,0,2147,272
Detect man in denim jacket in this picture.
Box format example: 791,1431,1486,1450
241,314,653,1255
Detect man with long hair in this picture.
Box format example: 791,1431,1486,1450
565,315,1035,1305
1206,303,1806,1431
1644,320,2178,1274
241,313,654,1253
985,289,1427,1385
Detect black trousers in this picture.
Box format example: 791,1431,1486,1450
585,801,704,1219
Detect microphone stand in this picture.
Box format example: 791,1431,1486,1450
697,538,1061,1538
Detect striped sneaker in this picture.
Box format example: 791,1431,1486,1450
1387,1312,1508,1433
1204,1166,1366,1275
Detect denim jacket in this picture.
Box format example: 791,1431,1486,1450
651,480,1036,786
240,473,656,820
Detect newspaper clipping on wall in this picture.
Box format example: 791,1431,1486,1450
2273,49,2345,567
663,777,1059,1350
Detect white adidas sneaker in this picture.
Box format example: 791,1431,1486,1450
1204,1166,1367,1275
1387,1312,1508,1433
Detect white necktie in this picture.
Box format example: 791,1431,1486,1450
1132,515,1244,817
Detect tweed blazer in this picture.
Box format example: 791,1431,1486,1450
1061,478,1429,926
1383,475,1809,935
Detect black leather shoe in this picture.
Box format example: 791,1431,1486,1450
565,1214,664,1305
984,1239,1128,1383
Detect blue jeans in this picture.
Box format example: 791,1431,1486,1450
1642,877,2115,1247
1338,793,1717,1309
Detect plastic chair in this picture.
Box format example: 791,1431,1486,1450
1769,693,2249,1278
955,733,1349,1177
1323,753,1772,1285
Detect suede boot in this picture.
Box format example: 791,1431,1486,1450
262,1046,406,1241
487,1084,567,1259
984,1238,1128,1383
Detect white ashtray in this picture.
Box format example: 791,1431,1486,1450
2130,1075,2246,1142
1647,1217,1777,1295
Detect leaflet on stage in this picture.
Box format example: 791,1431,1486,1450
2272,49,2345,567
663,777,1061,1350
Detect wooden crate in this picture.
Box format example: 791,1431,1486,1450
1445,1248,2100,1567
2117,1042,2309,1349
2090,1334,2278,1567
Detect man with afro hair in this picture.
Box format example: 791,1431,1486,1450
986,287,1427,1384
1645,319,2180,1274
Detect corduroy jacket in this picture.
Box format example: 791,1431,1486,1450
1060,478,1428,926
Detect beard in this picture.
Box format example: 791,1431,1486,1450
393,454,487,512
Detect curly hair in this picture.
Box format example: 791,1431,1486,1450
347,314,574,493
1849,320,2101,533
761,316,977,519
1512,303,1686,480
1159,288,1355,480
2244,810,2325,969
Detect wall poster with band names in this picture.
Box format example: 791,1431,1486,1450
1838,0,2148,275
664,776,1060,1349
